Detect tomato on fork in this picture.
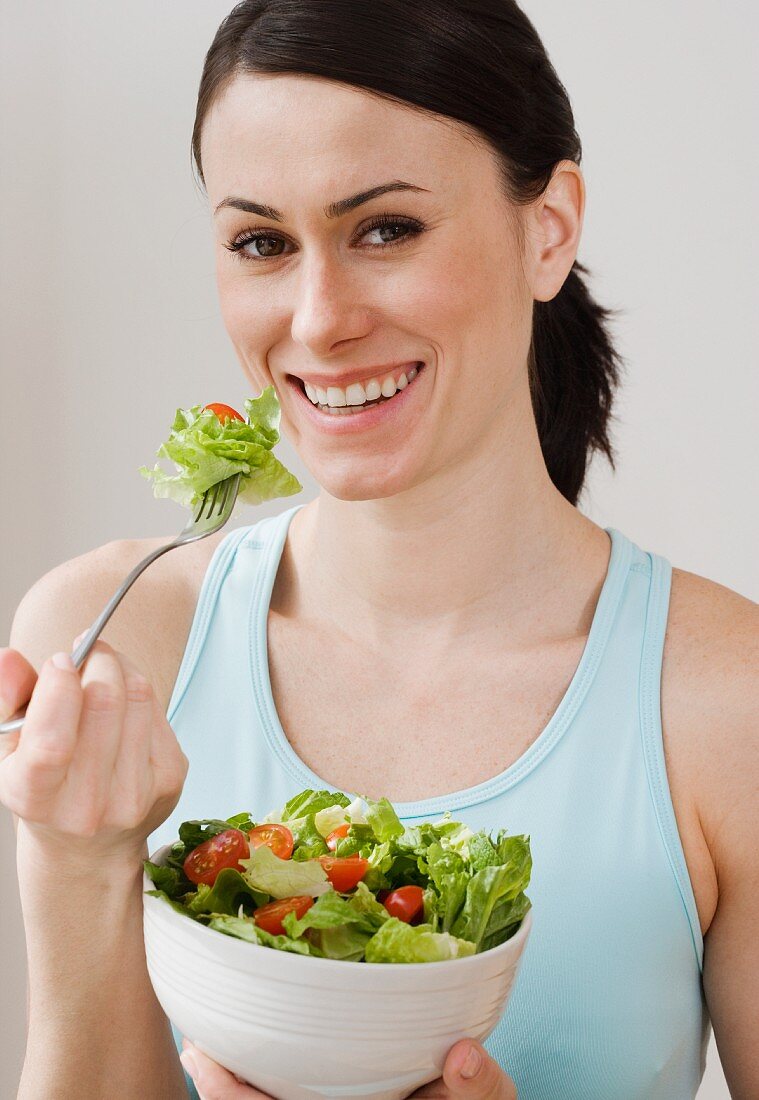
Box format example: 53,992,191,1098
203,402,245,424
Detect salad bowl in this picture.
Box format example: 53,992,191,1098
143,841,532,1100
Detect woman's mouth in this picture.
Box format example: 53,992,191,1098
286,362,427,433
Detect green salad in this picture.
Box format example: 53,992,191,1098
140,387,302,509
144,789,532,964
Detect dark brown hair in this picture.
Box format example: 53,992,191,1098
191,0,623,504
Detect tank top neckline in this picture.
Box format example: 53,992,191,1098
248,506,635,818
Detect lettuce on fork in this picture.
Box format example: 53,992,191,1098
144,789,532,964
140,386,302,509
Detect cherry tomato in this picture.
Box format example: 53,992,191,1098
183,828,250,887
325,823,351,851
203,402,245,424
247,824,294,860
254,895,314,937
318,854,369,892
382,885,425,923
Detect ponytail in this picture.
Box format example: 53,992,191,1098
530,261,623,504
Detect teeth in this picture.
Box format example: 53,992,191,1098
301,364,423,409
345,382,366,406
326,386,347,408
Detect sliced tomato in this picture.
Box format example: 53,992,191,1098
382,884,425,924
183,828,250,887
325,823,351,851
203,402,245,424
254,895,314,937
247,823,294,860
318,854,369,892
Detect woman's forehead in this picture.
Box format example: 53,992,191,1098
200,72,488,206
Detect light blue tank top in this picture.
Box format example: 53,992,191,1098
148,504,710,1100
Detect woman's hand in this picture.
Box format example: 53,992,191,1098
179,1037,517,1100
0,639,189,866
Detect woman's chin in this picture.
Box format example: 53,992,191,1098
313,460,424,503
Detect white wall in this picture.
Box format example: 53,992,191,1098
2,2,756,1096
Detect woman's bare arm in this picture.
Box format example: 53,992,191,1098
16,827,187,1100
4,544,194,1100
664,570,759,1099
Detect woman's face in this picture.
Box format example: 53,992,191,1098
201,73,537,502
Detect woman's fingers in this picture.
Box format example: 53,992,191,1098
104,647,188,840
0,647,40,761
62,641,128,834
1,636,184,828
441,1040,518,1099
410,1041,517,1099
0,647,38,721
147,679,190,796
180,1039,275,1099
106,650,156,828
0,654,84,818
0,633,189,869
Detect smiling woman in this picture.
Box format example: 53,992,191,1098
2,2,757,1100
194,14,619,506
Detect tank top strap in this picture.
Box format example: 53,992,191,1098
637,546,704,968
166,504,305,724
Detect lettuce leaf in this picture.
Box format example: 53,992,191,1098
140,386,302,509
364,918,476,963
363,796,405,843
450,835,532,950
183,867,268,917
205,914,313,954
239,843,331,899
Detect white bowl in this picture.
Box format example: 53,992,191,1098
143,843,532,1100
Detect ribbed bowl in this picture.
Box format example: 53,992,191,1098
143,843,532,1100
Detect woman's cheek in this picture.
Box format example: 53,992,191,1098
216,274,277,389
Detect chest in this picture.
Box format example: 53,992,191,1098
266,610,588,803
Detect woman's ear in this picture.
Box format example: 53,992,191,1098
525,159,585,302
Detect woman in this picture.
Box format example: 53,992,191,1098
2,2,756,1098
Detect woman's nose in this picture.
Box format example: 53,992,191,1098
289,256,372,355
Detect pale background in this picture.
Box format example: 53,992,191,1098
1,1,756,1096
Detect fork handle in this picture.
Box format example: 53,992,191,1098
0,537,181,735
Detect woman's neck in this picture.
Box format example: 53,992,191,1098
276,408,611,660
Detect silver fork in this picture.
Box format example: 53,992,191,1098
0,472,242,735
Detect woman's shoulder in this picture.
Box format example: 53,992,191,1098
661,565,758,891
664,565,757,719
9,531,227,713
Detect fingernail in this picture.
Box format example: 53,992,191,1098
460,1044,482,1079
180,1049,199,1082
51,652,76,671
73,631,88,648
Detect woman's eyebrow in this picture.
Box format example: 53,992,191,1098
213,180,430,221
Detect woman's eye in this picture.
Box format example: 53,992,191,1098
230,234,291,260
224,216,424,264
360,217,422,248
